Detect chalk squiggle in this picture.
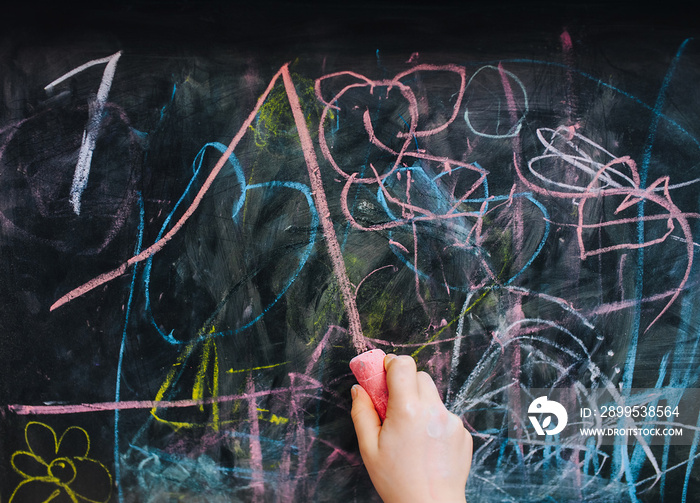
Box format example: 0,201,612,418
517,126,700,331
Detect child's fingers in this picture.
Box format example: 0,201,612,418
350,384,381,456
416,370,444,404
384,354,419,407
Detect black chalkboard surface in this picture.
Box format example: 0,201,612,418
1,2,699,502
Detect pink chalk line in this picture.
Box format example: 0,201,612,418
281,69,366,353
7,380,323,416
246,375,265,502
6,373,330,416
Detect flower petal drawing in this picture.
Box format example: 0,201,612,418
56,427,90,459
24,422,58,462
10,451,47,479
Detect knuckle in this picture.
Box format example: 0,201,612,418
393,355,417,369
391,398,419,418
445,411,468,433
416,370,432,382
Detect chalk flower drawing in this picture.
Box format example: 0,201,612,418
9,421,112,503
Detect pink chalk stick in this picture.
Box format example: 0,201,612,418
350,349,389,421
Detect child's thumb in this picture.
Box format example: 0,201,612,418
350,384,381,456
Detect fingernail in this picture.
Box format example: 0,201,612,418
384,353,397,369
351,384,359,400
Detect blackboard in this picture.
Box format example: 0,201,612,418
1,2,699,501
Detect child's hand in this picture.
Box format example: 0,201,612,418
351,354,472,503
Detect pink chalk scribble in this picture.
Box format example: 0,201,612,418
315,65,473,184
315,65,495,306
517,126,700,331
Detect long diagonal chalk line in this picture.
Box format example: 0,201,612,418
49,64,366,351
281,69,366,353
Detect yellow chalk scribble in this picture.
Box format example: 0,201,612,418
257,408,290,425
252,71,323,149
227,361,290,373
151,327,222,430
